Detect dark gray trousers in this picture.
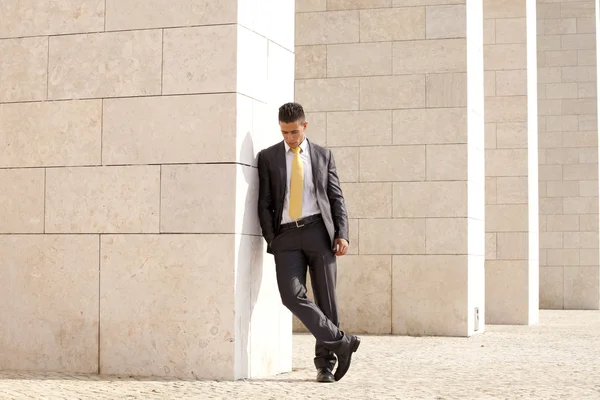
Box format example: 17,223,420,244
271,218,350,370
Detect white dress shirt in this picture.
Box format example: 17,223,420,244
281,139,321,224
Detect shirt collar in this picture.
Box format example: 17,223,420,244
284,138,309,153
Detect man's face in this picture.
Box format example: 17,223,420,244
280,120,308,149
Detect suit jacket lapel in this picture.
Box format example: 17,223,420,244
278,141,287,200
308,139,319,188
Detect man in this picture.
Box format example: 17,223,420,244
257,102,360,383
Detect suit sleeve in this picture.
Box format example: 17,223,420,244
326,149,349,242
257,150,276,245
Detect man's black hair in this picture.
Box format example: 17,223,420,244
278,102,305,123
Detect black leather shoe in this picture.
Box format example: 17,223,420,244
317,368,335,383
334,335,360,381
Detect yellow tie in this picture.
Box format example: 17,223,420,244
289,147,304,220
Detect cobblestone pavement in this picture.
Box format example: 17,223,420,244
1,311,600,399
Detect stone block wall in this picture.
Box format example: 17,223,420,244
537,0,600,309
294,0,485,337
483,0,539,324
0,0,294,379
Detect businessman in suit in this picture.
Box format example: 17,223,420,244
257,102,360,383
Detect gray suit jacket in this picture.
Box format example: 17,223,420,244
257,139,349,254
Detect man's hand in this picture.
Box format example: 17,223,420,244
333,238,349,256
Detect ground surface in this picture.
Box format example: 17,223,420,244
1,311,599,399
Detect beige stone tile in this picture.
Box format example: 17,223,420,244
485,260,530,324
306,112,327,145
485,123,497,149
495,18,526,44
577,49,597,66
0,0,104,38
393,181,467,218
486,205,528,232
483,0,525,18
580,249,599,266
540,50,578,67
328,42,392,77
0,235,99,372
561,34,595,50
105,0,235,30
360,7,425,42
341,183,392,218
561,2,595,18
538,4,561,19
360,146,426,182
485,71,496,96
328,111,392,146
359,219,426,254
579,180,598,196
562,99,597,115
545,83,578,99
495,71,527,97
540,232,563,249
296,11,359,45
545,115,579,132
540,198,563,215
100,234,236,379
547,249,579,266
545,148,579,165
561,66,596,83
547,215,579,232
426,5,465,39
360,75,426,110
486,232,497,259
540,216,547,233
337,255,392,334
103,94,236,165
46,166,160,233
495,122,527,149
160,164,237,234
580,215,599,232
348,218,359,254
484,19,496,45
564,232,599,250
0,169,44,233
562,131,598,148
48,30,162,100
564,267,599,309
495,177,528,204
297,0,327,12
540,18,577,35
546,181,579,198
392,255,468,336
563,165,598,181
426,144,467,181
393,0,464,4
486,149,527,177
393,108,467,145
538,99,562,116
540,267,564,309
296,78,359,111
563,197,598,215
0,37,48,102
485,96,527,123
0,100,101,168
578,82,596,99
539,131,562,149
484,44,526,70
295,46,327,79
486,177,497,204
496,232,528,260
538,67,562,84
540,164,561,183
538,35,562,51
330,147,359,182
327,0,391,9
162,26,237,96
393,39,466,75
425,218,467,255
426,73,467,107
